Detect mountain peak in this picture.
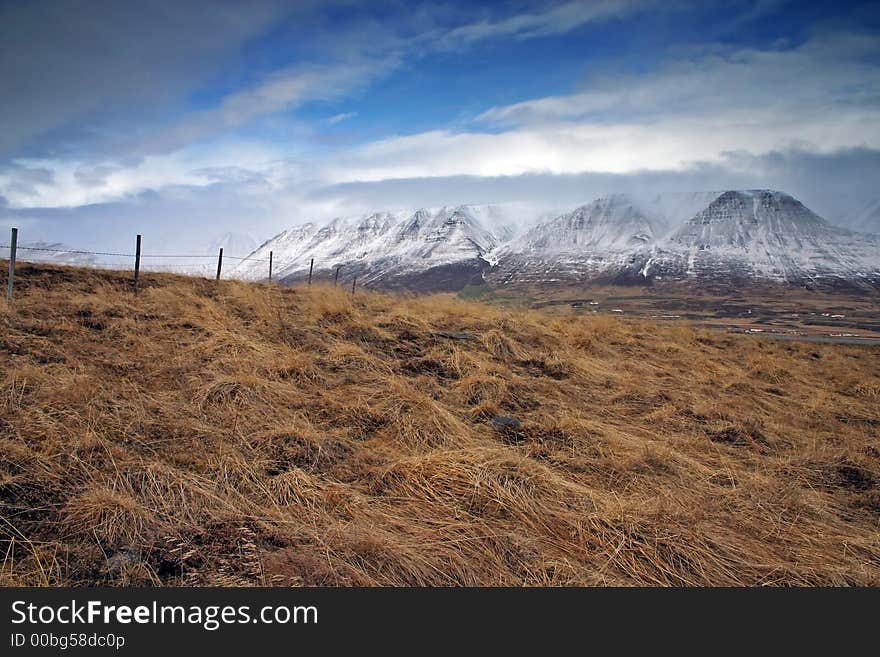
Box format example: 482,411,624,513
512,194,663,252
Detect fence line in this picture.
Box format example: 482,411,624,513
0,245,135,258
0,244,271,262
2,227,362,302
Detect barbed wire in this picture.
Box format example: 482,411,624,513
0,244,270,262
1,259,220,270
218,255,270,262
0,245,135,257
139,254,214,259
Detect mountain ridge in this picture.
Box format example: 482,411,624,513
234,191,880,291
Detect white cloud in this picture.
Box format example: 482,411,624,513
477,32,880,126
324,112,358,125
317,106,879,183
443,0,654,45
0,139,289,208
7,29,880,213
133,59,394,157
315,32,880,182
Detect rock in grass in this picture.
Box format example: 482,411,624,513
491,415,525,443
491,415,521,431
102,547,142,576
433,330,474,341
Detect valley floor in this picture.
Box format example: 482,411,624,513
464,281,880,342
1,263,879,585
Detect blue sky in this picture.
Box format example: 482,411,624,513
1,0,880,250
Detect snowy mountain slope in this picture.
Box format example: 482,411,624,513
487,192,721,258
644,190,880,283
455,203,553,242
488,190,880,288
229,211,401,281
669,190,829,249
230,206,503,291
540,195,661,248
487,194,666,284
629,191,724,227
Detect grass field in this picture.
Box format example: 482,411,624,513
1,262,879,585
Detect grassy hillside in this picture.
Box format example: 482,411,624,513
1,263,879,586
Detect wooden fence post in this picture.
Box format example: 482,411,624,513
134,234,142,292
308,258,314,286
216,247,223,281
268,250,273,282
334,265,341,286
351,277,357,296
6,227,17,303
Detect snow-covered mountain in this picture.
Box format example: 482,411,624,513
229,191,880,291
489,190,880,288
518,195,664,250
231,205,505,291
646,190,880,284
487,194,666,284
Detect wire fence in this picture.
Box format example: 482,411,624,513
0,244,270,261
2,227,348,302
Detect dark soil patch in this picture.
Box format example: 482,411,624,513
833,462,876,492
400,357,456,379
707,423,770,449
519,358,569,379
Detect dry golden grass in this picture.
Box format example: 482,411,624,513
1,262,879,586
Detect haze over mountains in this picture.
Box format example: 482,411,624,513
232,190,880,291
843,199,880,235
